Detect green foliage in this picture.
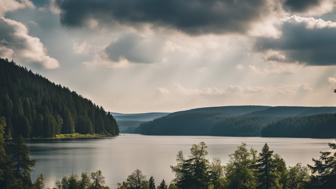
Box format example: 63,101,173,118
255,144,282,189
286,164,309,189
0,58,119,139
7,137,35,188
55,133,103,139
0,128,37,189
171,142,213,189
117,169,149,189
55,170,109,189
208,159,223,189
308,142,336,189
223,143,257,189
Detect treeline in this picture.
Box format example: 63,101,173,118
115,142,336,189
0,58,119,138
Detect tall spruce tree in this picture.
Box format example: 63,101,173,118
255,144,280,189
308,142,336,189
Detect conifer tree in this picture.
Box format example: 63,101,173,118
8,137,35,188
157,180,168,189
149,176,155,189
171,142,210,189
255,144,280,189
308,142,336,189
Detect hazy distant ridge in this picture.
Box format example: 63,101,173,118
113,112,168,133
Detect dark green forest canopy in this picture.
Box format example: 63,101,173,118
0,58,119,138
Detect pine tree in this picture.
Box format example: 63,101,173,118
308,142,336,189
8,137,35,188
255,144,280,189
32,175,44,189
149,176,155,189
273,154,287,188
157,180,168,189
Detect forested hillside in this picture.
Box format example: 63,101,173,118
0,58,119,138
261,113,336,138
137,106,336,138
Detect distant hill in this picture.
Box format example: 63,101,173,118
0,58,119,138
136,106,336,138
113,112,168,133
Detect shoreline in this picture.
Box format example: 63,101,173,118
25,133,118,142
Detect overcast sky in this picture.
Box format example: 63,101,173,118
1,0,336,113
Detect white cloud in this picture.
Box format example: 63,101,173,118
156,83,311,98
328,77,336,85
0,17,59,69
0,0,33,15
285,15,336,29
248,62,302,75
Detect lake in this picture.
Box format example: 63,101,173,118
29,134,333,188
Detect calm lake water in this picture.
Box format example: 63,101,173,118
29,134,333,188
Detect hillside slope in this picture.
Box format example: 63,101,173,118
137,106,336,138
0,58,119,138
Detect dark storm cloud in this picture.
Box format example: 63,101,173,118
256,17,336,66
282,0,321,12
56,0,269,35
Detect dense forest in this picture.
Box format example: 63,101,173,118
1,118,335,189
0,58,119,138
137,106,336,138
